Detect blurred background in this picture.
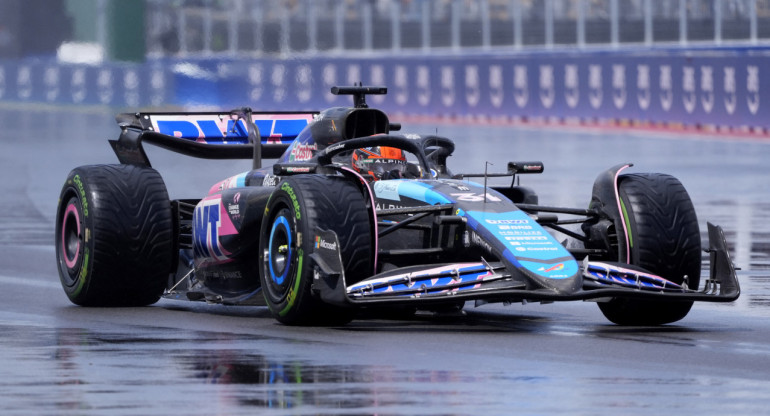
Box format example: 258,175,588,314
0,0,769,133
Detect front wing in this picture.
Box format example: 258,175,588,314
311,223,740,307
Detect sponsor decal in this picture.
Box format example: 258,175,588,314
565,64,579,109
210,174,245,194
193,198,226,261
637,64,651,110
97,68,113,104
373,180,401,201
72,175,89,217
17,65,32,100
206,270,243,280
289,143,317,161
296,64,312,103
485,219,528,225
346,64,361,89
227,203,240,217
747,65,760,115
281,182,301,219
724,66,737,115
539,65,555,109
417,65,431,106
44,66,60,102
466,64,480,108
589,64,603,109
149,69,165,107
490,65,504,108
539,263,564,273
322,64,338,103
659,65,673,111
152,114,311,143
262,175,279,187
314,236,337,251
501,225,533,231
700,66,714,113
325,143,345,153
71,67,86,103
394,65,408,105
505,236,548,240
248,63,263,101
441,66,456,107
469,231,492,254
124,69,140,107
272,63,286,103
513,65,528,108
79,247,90,282
451,192,502,203
279,248,303,317
438,180,470,191
370,64,387,104
375,202,407,210
0,66,5,99
682,66,697,114
612,64,626,109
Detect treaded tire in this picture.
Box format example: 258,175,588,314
259,175,371,325
55,164,174,306
598,173,701,325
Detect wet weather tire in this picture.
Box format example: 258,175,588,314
598,173,701,325
259,175,371,325
55,164,174,306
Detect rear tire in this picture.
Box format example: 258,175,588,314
259,175,371,325
598,173,701,325
55,164,174,306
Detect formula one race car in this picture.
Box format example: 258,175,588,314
55,86,740,326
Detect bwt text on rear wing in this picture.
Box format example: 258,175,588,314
110,108,318,169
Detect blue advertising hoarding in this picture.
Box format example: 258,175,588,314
1,48,767,133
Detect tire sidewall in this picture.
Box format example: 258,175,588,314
617,173,701,287
599,173,699,325
259,180,314,320
55,164,174,307
55,169,96,304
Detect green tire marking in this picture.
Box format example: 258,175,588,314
620,198,633,249
73,247,89,296
279,248,303,317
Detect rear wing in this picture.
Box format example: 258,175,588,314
110,108,317,169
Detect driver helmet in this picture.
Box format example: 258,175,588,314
351,146,408,180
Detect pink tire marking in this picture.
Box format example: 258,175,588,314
62,203,81,269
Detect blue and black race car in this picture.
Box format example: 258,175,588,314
55,86,739,326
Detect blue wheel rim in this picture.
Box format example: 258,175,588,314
268,215,292,286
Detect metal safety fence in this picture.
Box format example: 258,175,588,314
145,0,770,57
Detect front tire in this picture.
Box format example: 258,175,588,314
55,164,174,306
598,173,701,325
259,175,371,325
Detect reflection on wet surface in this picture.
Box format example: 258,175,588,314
2,321,769,416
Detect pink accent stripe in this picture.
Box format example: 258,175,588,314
62,203,80,269
614,165,632,264
339,166,378,274
589,261,675,285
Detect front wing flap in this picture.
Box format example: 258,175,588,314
311,223,739,307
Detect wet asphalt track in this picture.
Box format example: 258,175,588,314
1,105,770,415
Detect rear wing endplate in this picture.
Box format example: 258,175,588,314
110,108,317,169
